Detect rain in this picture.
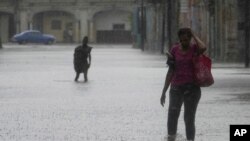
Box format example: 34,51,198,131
1,0,250,141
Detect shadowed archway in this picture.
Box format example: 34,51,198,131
0,11,15,42
93,9,132,44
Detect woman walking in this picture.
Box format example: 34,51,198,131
160,28,206,141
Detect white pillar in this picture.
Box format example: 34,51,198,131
89,19,96,43
75,20,81,42
20,11,29,31
79,10,88,41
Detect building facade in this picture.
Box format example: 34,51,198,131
1,0,249,62
0,0,135,43
136,0,245,62
180,0,239,62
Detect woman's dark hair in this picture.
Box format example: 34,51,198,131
178,28,192,39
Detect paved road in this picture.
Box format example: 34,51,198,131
0,44,250,141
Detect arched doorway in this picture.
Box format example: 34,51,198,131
93,10,132,44
33,11,77,43
0,12,15,42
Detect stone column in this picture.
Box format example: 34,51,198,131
75,20,81,43
20,11,29,31
88,19,96,43
79,10,88,41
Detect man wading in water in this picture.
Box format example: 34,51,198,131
74,36,92,82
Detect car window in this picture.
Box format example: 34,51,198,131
24,32,31,36
22,32,29,36
31,32,41,36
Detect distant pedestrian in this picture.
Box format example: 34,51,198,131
68,28,73,43
63,29,68,43
0,37,2,49
74,36,92,82
160,28,207,141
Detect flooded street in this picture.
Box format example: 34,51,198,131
0,44,250,141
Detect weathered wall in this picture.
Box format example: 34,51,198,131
0,0,134,43
0,15,9,42
141,0,241,62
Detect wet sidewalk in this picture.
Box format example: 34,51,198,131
0,44,250,141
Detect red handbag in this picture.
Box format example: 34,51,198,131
193,54,214,87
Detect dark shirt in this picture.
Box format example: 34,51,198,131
170,43,198,86
74,45,92,72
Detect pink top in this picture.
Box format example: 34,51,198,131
170,43,198,86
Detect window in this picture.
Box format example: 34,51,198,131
31,31,41,36
51,20,62,30
113,24,125,30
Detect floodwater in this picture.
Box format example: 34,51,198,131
0,44,250,141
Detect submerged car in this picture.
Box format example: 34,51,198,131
12,30,56,44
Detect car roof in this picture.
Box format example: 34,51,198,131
21,30,41,34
